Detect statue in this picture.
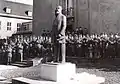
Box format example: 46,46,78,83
51,6,67,63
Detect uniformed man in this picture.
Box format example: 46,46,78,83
18,42,23,62
7,44,12,65
51,6,67,63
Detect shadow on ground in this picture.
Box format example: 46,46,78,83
66,57,120,72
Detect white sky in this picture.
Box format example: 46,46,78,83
6,0,33,5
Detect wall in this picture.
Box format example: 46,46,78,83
92,0,120,34
75,0,120,34
33,0,59,36
34,0,120,35
0,17,31,38
75,0,89,28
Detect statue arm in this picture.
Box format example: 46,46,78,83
59,15,67,36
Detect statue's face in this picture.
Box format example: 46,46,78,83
55,6,62,15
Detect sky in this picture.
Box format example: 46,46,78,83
6,0,33,5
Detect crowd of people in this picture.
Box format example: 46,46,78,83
66,29,120,60
0,35,52,65
0,28,120,64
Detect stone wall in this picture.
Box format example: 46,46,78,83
75,0,120,34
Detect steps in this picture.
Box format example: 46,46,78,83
0,80,12,84
0,76,11,84
12,77,56,84
12,60,33,68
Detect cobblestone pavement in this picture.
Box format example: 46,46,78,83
0,59,119,84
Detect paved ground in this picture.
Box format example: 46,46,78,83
0,58,119,84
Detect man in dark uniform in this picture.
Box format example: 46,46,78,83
51,6,67,63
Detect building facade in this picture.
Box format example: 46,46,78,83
75,0,120,34
33,0,120,35
0,0,32,39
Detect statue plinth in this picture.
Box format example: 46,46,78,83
40,62,76,82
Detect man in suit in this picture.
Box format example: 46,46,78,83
51,6,67,63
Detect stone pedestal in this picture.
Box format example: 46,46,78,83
40,62,76,82
12,63,105,84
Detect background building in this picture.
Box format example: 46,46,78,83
0,0,33,39
74,0,120,34
33,0,120,35
33,0,74,36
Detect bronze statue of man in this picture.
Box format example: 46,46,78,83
51,6,67,63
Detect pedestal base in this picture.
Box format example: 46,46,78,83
40,62,76,82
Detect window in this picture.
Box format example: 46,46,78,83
3,7,12,14
23,24,29,31
7,22,11,30
17,23,21,31
25,11,32,16
23,24,27,31
27,24,29,30
28,11,32,16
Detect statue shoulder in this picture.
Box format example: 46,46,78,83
61,14,66,19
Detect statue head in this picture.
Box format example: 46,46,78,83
55,6,62,16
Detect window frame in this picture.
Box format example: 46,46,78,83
7,22,11,31
17,23,21,31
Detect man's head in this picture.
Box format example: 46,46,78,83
55,6,62,15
